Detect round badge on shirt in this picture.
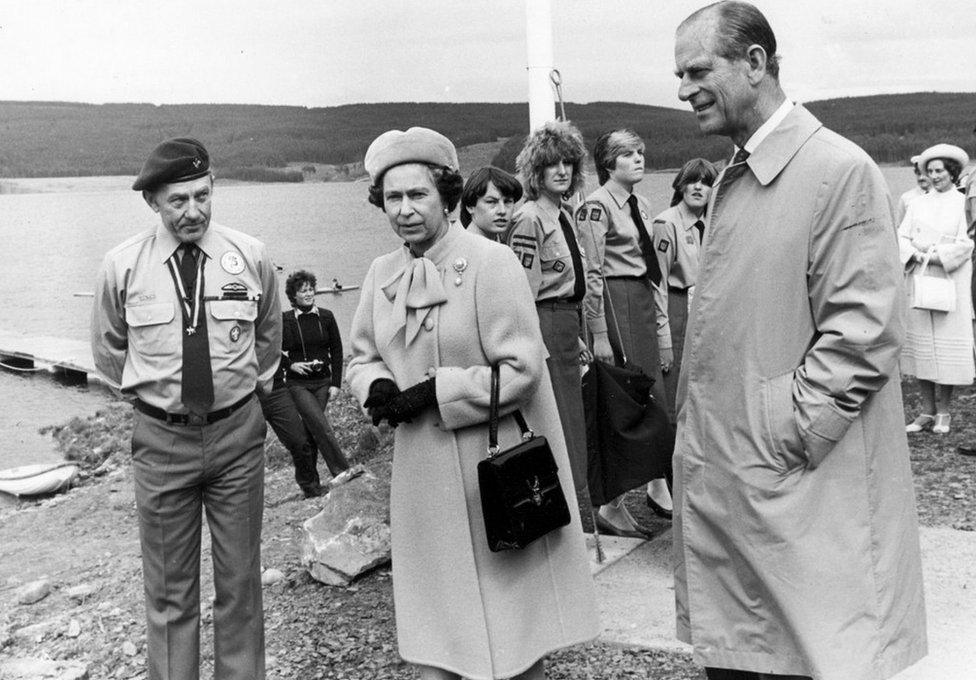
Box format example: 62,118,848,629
220,251,246,274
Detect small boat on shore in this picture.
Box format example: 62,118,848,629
316,285,359,295
0,462,79,497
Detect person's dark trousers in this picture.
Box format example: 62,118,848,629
706,668,811,680
132,397,266,680
257,386,321,494
287,378,351,476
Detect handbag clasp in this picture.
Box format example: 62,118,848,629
529,476,543,506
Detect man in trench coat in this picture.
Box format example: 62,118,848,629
670,3,927,680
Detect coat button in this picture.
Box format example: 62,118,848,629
424,318,434,331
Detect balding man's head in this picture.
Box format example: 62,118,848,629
681,1,780,80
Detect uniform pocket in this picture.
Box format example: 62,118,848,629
125,302,175,357
539,243,569,271
759,370,806,473
208,300,258,355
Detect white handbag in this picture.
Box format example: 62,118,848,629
911,248,956,313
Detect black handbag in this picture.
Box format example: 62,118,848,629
582,359,674,506
478,363,571,552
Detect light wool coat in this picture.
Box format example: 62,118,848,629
674,105,927,680
897,187,975,384
348,223,598,680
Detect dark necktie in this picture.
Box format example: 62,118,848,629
712,148,751,211
178,244,214,416
626,194,663,286
557,211,586,302
693,219,705,244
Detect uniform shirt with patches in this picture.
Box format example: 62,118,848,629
577,181,669,343
651,201,705,350
91,221,282,412
506,199,584,301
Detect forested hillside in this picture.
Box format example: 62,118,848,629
0,93,972,178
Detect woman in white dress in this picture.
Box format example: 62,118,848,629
899,143,974,434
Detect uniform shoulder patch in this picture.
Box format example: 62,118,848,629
576,206,589,222
521,253,534,268
589,207,602,221
658,240,670,253
553,260,566,273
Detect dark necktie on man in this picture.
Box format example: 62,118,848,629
178,243,214,415
712,148,751,212
557,210,587,302
626,194,663,286
693,219,705,244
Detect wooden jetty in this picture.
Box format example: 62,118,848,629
0,332,97,385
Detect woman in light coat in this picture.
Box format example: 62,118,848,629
899,143,974,434
347,127,598,680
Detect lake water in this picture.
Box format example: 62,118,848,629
0,167,918,469
0,165,917,346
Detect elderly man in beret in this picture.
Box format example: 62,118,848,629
91,137,281,680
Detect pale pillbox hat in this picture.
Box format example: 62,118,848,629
364,127,459,185
917,143,969,171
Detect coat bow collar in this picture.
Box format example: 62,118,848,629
381,255,447,346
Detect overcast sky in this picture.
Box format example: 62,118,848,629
1,1,973,111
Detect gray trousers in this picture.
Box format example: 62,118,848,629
132,396,266,680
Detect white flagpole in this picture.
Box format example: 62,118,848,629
525,0,556,131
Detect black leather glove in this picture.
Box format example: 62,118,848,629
363,379,399,426
381,378,437,428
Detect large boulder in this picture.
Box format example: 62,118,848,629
301,472,391,586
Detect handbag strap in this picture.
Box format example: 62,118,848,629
917,247,936,277
488,363,533,458
600,271,629,366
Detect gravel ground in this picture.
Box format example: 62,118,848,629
2,376,971,678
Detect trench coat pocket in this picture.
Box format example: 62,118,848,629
759,371,806,473
125,301,175,357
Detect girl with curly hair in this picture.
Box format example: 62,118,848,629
506,120,591,496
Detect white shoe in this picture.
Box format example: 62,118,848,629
905,414,935,433
932,413,951,434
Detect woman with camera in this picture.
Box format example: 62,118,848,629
283,269,362,487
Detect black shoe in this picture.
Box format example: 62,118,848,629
958,445,976,457
645,494,673,520
594,513,648,540
302,485,327,499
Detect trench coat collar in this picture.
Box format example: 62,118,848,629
746,104,823,187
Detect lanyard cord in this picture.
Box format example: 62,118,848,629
294,310,325,362
165,252,205,332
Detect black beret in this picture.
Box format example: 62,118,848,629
132,137,211,191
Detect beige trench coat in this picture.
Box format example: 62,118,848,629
348,224,598,680
674,105,927,680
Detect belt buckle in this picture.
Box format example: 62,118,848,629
187,412,207,427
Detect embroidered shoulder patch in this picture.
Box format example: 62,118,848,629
658,240,670,253
553,260,566,273
576,206,589,222
589,207,602,221
521,253,535,268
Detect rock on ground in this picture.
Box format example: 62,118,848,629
0,657,88,679
301,472,391,587
15,579,51,605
